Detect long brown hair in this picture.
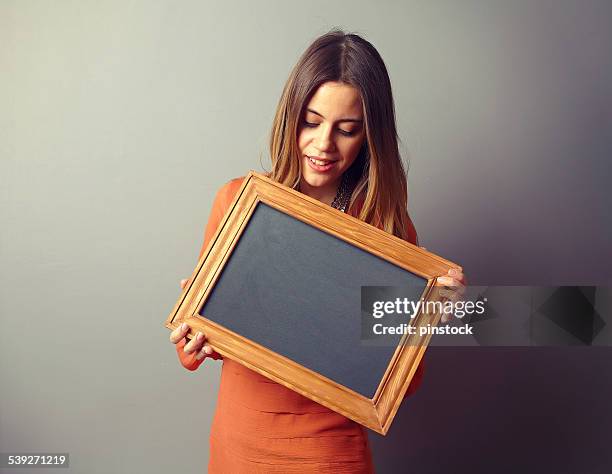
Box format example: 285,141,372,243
269,29,414,241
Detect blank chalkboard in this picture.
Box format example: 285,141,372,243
199,203,427,397
166,172,458,434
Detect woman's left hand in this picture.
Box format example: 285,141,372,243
436,267,467,323
420,247,467,323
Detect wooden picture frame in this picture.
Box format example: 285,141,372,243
165,171,459,435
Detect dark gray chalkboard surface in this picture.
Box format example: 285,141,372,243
199,202,427,398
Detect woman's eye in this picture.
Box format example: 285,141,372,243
302,120,356,136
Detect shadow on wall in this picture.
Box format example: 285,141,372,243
370,347,612,474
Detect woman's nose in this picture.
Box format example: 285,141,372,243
314,125,335,153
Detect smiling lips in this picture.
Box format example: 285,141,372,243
306,155,338,172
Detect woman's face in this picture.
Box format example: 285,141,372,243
297,81,366,197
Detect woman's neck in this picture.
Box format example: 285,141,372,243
299,178,340,206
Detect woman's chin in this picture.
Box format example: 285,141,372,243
301,171,338,190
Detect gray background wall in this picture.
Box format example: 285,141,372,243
1,1,611,473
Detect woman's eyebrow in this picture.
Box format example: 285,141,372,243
306,108,363,123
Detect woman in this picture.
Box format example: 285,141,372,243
170,30,465,473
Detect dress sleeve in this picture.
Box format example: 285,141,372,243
404,355,425,398
175,179,242,371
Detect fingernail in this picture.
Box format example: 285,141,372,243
197,332,204,341
204,345,212,355
195,352,204,360
180,323,187,331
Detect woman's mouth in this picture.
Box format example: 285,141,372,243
306,155,338,172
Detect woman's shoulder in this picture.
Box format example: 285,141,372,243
217,176,246,196
212,176,247,210
214,172,274,209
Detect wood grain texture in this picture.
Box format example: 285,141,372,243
165,171,459,434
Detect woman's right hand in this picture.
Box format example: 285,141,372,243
169,278,220,361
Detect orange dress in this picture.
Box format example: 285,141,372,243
176,177,425,473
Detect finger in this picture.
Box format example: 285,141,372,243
195,347,207,361
438,288,461,301
184,332,204,353
169,322,189,344
436,276,462,288
184,332,205,354
437,288,452,299
195,344,214,361
180,278,189,289
448,269,466,285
